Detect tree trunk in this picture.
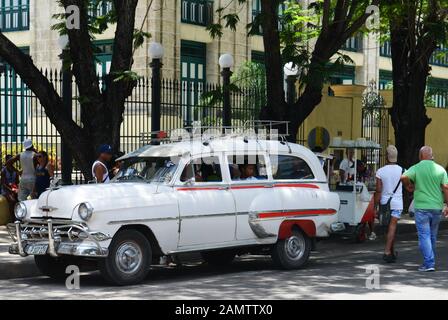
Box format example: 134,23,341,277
389,22,433,169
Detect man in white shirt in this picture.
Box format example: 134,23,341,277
375,145,403,263
339,149,355,183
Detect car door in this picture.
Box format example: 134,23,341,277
226,153,282,241
175,154,237,248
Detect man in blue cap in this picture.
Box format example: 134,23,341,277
92,144,113,183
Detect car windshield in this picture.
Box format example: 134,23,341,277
112,157,179,184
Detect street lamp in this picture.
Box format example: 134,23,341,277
284,62,299,106
219,53,234,128
58,34,73,185
149,42,164,145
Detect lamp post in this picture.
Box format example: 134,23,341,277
284,62,299,106
149,42,164,145
58,35,73,185
219,53,234,128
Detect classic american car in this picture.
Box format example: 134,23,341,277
7,135,340,285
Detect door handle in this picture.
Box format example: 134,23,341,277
219,186,230,191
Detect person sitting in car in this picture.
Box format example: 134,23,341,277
240,164,259,181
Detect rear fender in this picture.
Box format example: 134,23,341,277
278,220,316,239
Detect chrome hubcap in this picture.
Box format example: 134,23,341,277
115,241,143,274
285,235,305,261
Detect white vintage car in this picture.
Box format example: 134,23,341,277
8,135,340,285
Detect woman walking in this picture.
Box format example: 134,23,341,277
374,145,403,263
33,151,54,198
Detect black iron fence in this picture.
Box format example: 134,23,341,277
0,69,264,183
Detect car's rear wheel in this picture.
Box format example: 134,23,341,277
271,229,311,269
99,229,152,286
201,249,236,266
34,255,81,280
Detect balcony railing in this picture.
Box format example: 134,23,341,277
0,1,29,32
181,0,214,26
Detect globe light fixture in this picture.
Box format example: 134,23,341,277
219,53,234,69
148,42,164,60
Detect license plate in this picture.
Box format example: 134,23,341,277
25,244,49,255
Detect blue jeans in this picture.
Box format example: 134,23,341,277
415,209,442,268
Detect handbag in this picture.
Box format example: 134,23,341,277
378,169,403,227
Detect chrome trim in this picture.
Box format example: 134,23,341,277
8,220,111,258
47,219,57,257
15,221,26,257
108,216,178,225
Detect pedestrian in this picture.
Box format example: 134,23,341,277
401,146,448,272
92,144,113,183
6,139,37,201
375,145,403,262
33,151,54,198
1,155,19,219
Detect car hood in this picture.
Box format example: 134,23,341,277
31,182,172,220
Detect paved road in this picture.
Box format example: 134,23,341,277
2,228,448,300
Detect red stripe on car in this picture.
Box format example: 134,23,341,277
258,209,336,219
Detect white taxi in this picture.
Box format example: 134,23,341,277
8,135,340,285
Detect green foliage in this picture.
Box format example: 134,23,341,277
133,29,151,50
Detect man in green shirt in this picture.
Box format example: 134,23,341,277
401,146,448,272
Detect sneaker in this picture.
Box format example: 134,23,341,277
383,253,396,263
368,232,377,241
418,266,435,272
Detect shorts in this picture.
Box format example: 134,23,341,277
391,210,402,219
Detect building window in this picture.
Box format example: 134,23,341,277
181,41,206,126
89,0,113,18
427,77,448,108
430,45,448,67
342,34,362,52
379,70,392,90
252,0,285,35
251,51,265,65
181,0,213,26
94,40,113,90
329,65,355,85
1,47,30,143
380,41,392,57
0,0,29,32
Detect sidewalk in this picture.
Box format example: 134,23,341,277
0,225,39,279
0,216,447,280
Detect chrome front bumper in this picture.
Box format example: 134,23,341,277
7,220,110,258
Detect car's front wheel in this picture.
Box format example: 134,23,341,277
99,229,152,286
271,229,311,269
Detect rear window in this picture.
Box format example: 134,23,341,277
270,155,315,180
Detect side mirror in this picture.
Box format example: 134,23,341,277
184,177,195,186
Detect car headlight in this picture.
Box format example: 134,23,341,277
78,202,94,221
15,202,27,220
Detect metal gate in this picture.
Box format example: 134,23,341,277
361,82,390,167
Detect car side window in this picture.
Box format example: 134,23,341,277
180,156,223,183
227,155,268,181
270,155,315,180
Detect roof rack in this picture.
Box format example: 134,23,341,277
139,120,290,145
